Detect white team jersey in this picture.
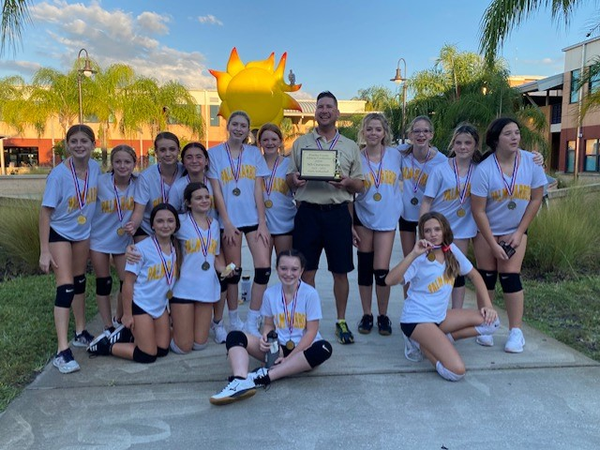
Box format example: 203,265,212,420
125,236,176,319
399,147,447,221
168,175,217,220
262,156,296,235
90,173,136,253
470,150,546,236
134,163,185,234
260,281,323,345
355,147,403,231
401,243,473,324
207,143,270,228
424,159,477,239
42,158,100,241
172,213,220,303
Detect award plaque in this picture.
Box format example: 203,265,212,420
299,148,342,181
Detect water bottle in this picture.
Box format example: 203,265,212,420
265,330,279,368
240,276,251,303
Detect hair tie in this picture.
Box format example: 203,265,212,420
442,245,452,253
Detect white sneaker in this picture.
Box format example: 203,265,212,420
209,377,257,405
53,348,80,374
504,328,525,353
211,320,227,344
476,335,494,347
243,316,261,337
229,316,245,332
403,333,423,362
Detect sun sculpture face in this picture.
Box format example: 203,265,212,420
209,48,302,129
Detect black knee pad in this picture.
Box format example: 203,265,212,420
499,273,523,293
55,284,75,308
453,275,465,288
96,276,113,296
220,277,228,293
132,346,157,364
156,346,169,358
225,330,248,351
374,269,389,287
227,267,242,285
357,252,374,286
478,269,498,291
254,267,271,285
304,339,333,368
74,274,86,294
119,280,124,293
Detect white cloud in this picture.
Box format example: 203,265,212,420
24,1,214,89
0,60,42,75
198,15,223,26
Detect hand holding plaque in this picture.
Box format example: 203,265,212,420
299,148,342,181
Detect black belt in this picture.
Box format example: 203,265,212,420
301,202,347,211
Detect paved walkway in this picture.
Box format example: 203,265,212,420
1,236,599,449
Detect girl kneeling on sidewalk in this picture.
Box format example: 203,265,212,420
386,212,499,381
210,249,332,405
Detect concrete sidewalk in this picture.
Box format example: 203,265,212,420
1,236,599,449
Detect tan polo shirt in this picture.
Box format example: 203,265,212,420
288,129,364,204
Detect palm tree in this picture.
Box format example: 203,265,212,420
479,0,586,63
0,75,27,132
1,0,31,55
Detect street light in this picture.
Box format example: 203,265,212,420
390,58,408,144
77,48,96,124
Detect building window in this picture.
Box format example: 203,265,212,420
589,70,600,94
570,69,580,103
584,139,600,172
566,140,576,173
210,105,220,127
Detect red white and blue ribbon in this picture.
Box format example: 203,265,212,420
493,152,520,200
111,174,126,224
365,148,385,191
264,156,281,197
151,236,175,290
281,281,301,338
69,159,89,212
452,158,474,206
411,147,431,194
315,132,340,151
225,142,243,184
189,212,212,261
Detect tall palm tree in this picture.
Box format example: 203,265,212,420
479,0,586,62
1,0,32,55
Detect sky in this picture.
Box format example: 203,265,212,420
1,0,599,100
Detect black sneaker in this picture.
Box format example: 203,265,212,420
72,330,95,348
357,314,374,334
377,315,392,336
108,324,133,344
87,335,111,355
335,320,354,344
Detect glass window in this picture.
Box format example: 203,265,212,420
589,69,600,94
584,139,599,172
210,105,220,127
570,69,580,103
566,140,576,173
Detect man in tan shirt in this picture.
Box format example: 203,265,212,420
287,91,364,344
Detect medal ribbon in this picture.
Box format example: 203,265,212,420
111,174,125,224
493,152,520,200
225,142,243,184
315,131,340,151
68,159,89,212
365,148,385,191
264,156,281,197
452,159,474,206
151,236,175,290
281,281,301,339
189,212,212,261
411,147,431,194
157,165,172,203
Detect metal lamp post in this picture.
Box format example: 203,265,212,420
77,48,96,124
390,58,408,144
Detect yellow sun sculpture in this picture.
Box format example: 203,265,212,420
209,48,302,129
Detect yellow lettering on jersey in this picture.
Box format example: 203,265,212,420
274,312,307,329
427,273,455,293
490,184,531,202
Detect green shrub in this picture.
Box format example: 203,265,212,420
0,198,41,273
525,191,600,278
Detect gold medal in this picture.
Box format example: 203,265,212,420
232,187,241,196
410,197,418,206
507,201,517,210
285,340,295,351
264,199,273,209
116,227,125,236
201,261,210,271
427,252,436,262
373,192,382,202
166,290,173,300
456,208,466,218
77,215,87,225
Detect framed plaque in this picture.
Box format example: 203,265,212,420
299,148,341,181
